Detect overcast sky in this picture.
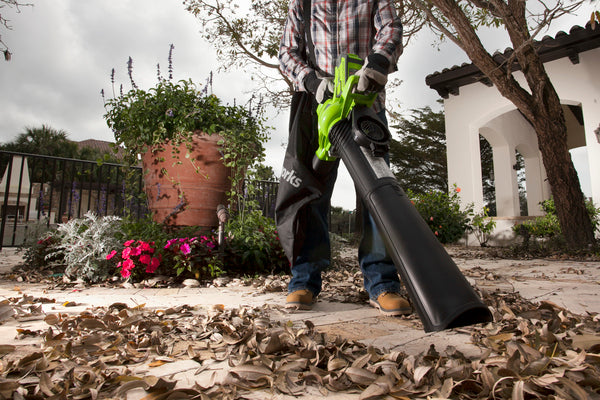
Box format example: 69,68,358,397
0,0,593,209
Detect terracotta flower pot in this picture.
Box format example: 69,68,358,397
141,132,231,227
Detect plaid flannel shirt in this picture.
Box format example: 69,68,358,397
279,0,403,111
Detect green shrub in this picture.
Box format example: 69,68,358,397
513,198,600,245
164,235,223,279
470,207,497,247
23,231,63,272
408,186,473,244
224,210,288,275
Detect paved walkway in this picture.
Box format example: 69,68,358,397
0,247,598,399
2,247,599,351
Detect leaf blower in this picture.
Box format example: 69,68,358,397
314,54,493,332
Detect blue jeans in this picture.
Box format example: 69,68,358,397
288,111,401,300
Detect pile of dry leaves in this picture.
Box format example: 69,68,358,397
0,283,599,399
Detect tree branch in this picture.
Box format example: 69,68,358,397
1,0,33,60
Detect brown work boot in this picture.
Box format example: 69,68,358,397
370,292,412,316
285,289,314,310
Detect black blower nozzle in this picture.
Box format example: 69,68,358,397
323,106,493,332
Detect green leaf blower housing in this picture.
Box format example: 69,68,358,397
315,54,493,332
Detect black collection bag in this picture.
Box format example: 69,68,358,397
274,91,332,262
275,0,334,263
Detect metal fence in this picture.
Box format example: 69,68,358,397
0,151,280,248
0,151,146,248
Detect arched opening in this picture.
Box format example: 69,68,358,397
479,135,496,216
514,149,527,216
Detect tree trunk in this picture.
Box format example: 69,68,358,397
524,75,595,248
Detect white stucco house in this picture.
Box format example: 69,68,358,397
425,24,600,244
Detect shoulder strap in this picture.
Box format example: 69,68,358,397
303,0,317,69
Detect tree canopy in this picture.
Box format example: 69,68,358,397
389,106,448,195
1,125,120,163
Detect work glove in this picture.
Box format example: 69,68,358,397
356,53,390,93
304,71,334,103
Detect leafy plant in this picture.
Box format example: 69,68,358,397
470,207,497,247
22,231,63,272
45,212,124,282
408,185,473,244
102,44,265,168
513,198,600,250
164,236,223,279
224,210,288,275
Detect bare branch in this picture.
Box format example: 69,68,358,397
0,0,33,60
411,0,463,47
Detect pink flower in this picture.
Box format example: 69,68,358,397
139,254,152,265
121,258,135,278
180,243,191,255
130,246,142,256
429,216,434,221
139,242,152,252
124,239,136,246
106,250,117,260
146,257,160,273
122,247,132,259
435,231,439,236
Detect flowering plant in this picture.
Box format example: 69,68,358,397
164,236,223,279
107,239,162,280
408,185,473,244
102,44,265,167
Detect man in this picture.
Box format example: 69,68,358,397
276,0,411,316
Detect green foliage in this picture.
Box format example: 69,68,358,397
45,212,124,282
470,207,497,247
513,199,600,244
1,125,79,158
22,231,64,272
102,45,265,170
252,163,277,181
408,186,473,244
164,236,223,279
329,206,358,242
389,106,448,195
224,210,288,275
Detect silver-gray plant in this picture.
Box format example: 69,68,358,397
46,211,123,282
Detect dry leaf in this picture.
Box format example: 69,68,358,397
359,375,395,400
230,364,271,381
571,334,600,350
345,366,378,385
413,365,431,386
